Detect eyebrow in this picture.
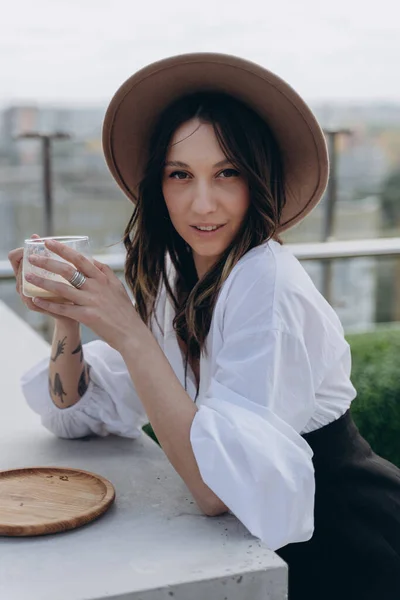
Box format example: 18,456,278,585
164,159,232,168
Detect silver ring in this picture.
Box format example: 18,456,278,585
69,270,87,289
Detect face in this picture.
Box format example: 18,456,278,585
162,118,250,279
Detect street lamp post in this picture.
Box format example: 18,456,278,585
321,128,352,302
16,131,70,342
16,132,70,237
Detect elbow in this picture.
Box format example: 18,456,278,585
190,475,229,517
200,497,229,517
203,504,228,518
41,415,92,440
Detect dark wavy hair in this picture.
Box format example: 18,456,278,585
122,91,286,399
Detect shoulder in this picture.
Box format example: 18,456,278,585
213,240,350,389
215,239,345,340
216,241,314,320
218,239,301,293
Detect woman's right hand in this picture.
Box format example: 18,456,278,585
7,234,78,326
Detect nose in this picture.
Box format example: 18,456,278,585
191,180,217,215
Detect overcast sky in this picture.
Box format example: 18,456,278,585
1,0,400,107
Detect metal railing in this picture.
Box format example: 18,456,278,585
2,238,400,282
2,237,399,342
285,237,400,260
0,253,124,280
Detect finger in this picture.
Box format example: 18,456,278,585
44,239,99,279
24,272,85,305
92,258,106,271
92,258,114,276
31,296,81,320
8,235,41,277
23,296,51,314
16,265,22,293
8,249,23,277
27,254,90,285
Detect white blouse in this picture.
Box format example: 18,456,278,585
20,240,356,551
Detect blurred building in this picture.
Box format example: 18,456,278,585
283,196,381,331
338,129,389,201
1,106,39,164
0,104,105,167
2,101,400,333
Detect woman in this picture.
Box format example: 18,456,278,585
9,53,400,599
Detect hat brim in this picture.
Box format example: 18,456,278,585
102,52,329,233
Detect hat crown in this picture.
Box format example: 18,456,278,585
102,52,329,233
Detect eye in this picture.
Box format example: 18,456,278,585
169,171,189,180
218,168,240,178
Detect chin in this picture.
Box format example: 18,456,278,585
191,241,228,256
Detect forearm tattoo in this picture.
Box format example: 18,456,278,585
49,335,90,404
49,336,90,404
48,373,67,404
49,365,91,405
51,336,67,362
78,364,90,397
72,341,83,363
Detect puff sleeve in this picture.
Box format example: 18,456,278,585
20,340,148,439
189,273,317,551
20,282,169,440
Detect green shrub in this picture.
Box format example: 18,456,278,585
142,422,159,445
347,328,400,467
143,329,400,467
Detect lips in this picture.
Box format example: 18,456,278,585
192,225,224,231
190,224,226,236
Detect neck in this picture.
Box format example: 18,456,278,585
192,252,219,280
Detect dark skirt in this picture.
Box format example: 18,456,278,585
276,410,400,600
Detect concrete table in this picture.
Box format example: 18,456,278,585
0,300,288,600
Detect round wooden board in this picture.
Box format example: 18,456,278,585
0,466,115,537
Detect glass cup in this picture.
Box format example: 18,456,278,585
23,236,92,302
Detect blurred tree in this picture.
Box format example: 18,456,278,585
380,169,400,227
348,328,400,467
379,170,400,322
377,128,400,168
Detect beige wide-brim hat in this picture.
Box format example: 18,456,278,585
102,52,329,233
